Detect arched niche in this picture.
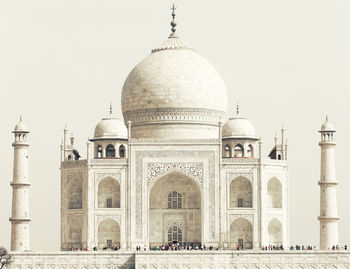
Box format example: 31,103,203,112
98,177,120,208
67,178,82,209
267,177,282,208
97,218,120,249
247,144,254,158
149,172,201,246
230,217,253,249
230,176,252,208
268,218,283,245
67,216,82,249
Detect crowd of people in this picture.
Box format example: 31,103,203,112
69,244,348,252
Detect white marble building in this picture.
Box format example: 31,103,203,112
59,10,290,251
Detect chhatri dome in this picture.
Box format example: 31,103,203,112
94,106,127,139
320,116,335,132
121,6,227,139
223,105,256,138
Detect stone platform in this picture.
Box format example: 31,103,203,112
9,251,350,269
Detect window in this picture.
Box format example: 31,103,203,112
168,191,182,209
119,145,125,158
238,198,243,207
106,198,112,208
106,145,115,158
168,226,183,243
238,239,244,249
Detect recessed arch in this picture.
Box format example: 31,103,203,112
97,218,120,249
233,144,244,157
98,177,120,208
268,218,283,245
267,177,282,208
106,144,115,158
230,217,253,249
67,178,82,209
67,216,82,249
230,176,252,208
149,171,201,246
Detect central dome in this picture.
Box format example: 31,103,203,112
121,22,227,139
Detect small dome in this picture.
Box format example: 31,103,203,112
14,118,28,132
223,116,256,138
320,117,335,132
94,117,127,139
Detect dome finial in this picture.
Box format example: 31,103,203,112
20,115,22,122
236,103,239,115
109,103,113,116
326,115,328,122
169,4,177,38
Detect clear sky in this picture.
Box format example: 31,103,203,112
0,0,349,251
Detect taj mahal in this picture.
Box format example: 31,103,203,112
5,6,350,269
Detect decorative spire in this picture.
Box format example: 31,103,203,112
170,4,177,38
109,103,113,116
20,115,22,122
326,115,328,122
236,103,239,115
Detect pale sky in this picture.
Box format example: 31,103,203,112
0,0,349,251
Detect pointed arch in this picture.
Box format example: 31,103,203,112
224,144,231,158
230,176,252,208
106,144,115,158
67,178,82,209
98,177,120,208
233,144,244,157
119,145,126,158
247,144,254,158
230,217,253,249
97,145,102,158
97,218,120,249
268,218,283,245
267,177,282,208
149,171,201,246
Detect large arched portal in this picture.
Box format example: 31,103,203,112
97,218,120,249
230,217,253,249
149,172,201,247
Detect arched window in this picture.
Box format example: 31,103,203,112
247,144,254,158
67,155,72,161
224,144,231,158
168,191,182,209
97,145,102,158
168,226,183,243
267,177,282,208
119,145,125,158
106,144,115,158
233,144,244,157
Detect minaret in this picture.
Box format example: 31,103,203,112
318,117,339,250
10,117,31,251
